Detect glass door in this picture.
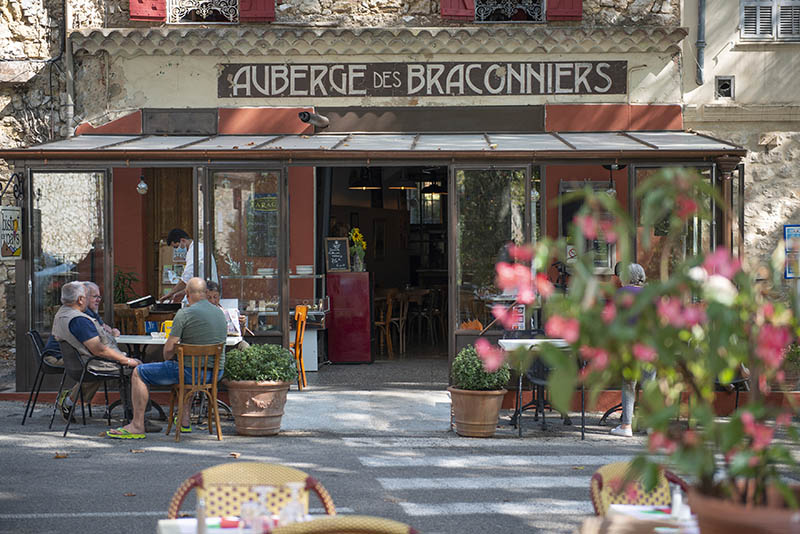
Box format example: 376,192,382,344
29,170,109,336
209,169,284,336
451,167,530,339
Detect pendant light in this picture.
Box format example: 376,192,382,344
348,168,381,191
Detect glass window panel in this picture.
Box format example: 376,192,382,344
455,168,525,332
213,170,282,333
31,171,107,336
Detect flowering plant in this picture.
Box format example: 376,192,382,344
479,168,800,505
349,227,367,260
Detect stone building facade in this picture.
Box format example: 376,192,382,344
1,0,795,362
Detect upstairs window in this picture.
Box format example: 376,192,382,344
741,0,800,41
442,0,582,22
130,0,274,22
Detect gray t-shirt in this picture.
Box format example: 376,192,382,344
170,299,228,370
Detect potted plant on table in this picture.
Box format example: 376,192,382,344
478,168,800,532
349,227,366,272
448,344,511,437
224,344,299,436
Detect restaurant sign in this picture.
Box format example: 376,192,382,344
218,61,627,98
0,206,21,260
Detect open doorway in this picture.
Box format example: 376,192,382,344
318,165,449,360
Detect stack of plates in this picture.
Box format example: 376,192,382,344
296,265,313,275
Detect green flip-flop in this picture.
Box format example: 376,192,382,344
106,427,145,440
174,416,192,433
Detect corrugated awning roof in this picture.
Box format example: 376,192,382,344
0,131,746,163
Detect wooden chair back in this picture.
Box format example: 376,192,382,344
113,304,148,335
166,343,224,442
167,461,337,519
291,305,309,390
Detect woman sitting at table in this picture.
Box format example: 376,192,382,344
206,281,249,350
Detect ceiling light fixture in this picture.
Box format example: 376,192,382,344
601,164,626,198
136,174,148,195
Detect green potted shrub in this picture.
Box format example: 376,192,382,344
224,344,299,436
448,344,511,437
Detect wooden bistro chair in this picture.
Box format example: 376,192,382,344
167,461,337,519
21,329,65,426
389,292,409,354
166,343,225,442
374,290,396,359
113,304,147,335
272,515,418,534
590,461,689,516
290,305,309,390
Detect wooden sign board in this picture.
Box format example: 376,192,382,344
325,237,350,272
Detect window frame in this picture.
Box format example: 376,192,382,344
741,0,800,42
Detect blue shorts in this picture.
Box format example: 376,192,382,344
136,359,223,386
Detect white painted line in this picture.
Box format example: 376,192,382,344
0,508,352,520
360,454,632,468
399,499,594,517
344,437,588,448
378,475,590,490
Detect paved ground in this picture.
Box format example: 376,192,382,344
1,358,653,534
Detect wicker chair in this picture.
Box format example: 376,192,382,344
272,515,418,534
167,462,336,519
590,461,689,516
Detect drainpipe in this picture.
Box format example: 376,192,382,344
696,0,706,86
64,0,75,137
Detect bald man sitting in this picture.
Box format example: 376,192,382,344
106,278,227,439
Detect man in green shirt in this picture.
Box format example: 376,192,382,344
107,277,227,439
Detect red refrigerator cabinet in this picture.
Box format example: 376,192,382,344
326,272,372,363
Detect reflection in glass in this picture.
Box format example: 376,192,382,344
456,168,525,330
31,171,106,335
212,170,281,333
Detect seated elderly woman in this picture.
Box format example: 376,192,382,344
205,280,249,350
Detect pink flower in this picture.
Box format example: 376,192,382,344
574,214,598,240
657,297,685,328
508,243,533,262
703,248,741,280
601,303,617,324
545,315,579,344
776,370,786,384
619,292,635,308
474,338,507,373
579,345,610,373
676,195,698,219
762,302,774,320
750,423,775,452
649,431,677,454
748,456,760,468
741,411,756,433
756,324,793,369
534,273,555,299
495,262,517,291
599,219,618,244
759,375,771,395
682,304,707,327
633,343,657,362
625,482,639,502
492,305,517,330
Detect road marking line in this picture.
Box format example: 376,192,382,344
377,475,590,490
343,437,604,448
0,508,352,520
360,454,632,468
399,500,594,517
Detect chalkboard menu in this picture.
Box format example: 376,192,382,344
247,192,278,257
325,237,350,272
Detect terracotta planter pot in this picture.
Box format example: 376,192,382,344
689,487,800,534
226,380,290,436
448,386,507,438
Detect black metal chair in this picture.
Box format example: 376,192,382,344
508,329,586,440
52,341,128,437
21,330,65,425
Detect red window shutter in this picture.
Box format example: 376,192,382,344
240,0,275,21
547,0,582,20
441,0,474,20
129,0,165,21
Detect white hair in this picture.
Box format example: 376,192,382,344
628,263,647,286
61,281,86,304
82,281,99,293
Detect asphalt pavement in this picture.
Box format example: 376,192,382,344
0,359,649,534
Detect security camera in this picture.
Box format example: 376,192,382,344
298,111,330,129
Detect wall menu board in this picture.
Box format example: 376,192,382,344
247,192,278,257
325,237,350,272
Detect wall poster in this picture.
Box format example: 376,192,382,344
0,206,22,260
